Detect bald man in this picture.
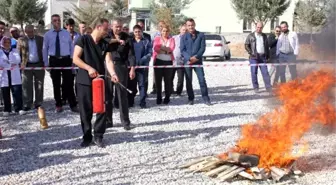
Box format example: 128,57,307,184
245,22,272,93
105,19,136,130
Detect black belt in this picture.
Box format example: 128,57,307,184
50,55,70,59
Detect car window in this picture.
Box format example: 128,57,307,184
205,35,222,40
222,36,227,43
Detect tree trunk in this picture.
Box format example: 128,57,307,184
20,22,24,32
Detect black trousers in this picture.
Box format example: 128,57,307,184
1,85,23,113
109,64,130,126
127,69,138,106
77,82,109,141
172,67,185,94
49,57,76,107
154,59,173,101
62,72,76,102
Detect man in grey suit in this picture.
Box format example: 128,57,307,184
17,25,45,111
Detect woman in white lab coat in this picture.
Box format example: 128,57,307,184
0,36,25,116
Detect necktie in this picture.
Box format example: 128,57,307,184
55,31,60,57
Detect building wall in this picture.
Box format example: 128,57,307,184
182,0,297,33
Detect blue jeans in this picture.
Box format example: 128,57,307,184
278,53,297,83
184,66,210,101
136,68,148,106
249,57,272,89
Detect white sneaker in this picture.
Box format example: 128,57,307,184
3,112,9,116
19,110,27,115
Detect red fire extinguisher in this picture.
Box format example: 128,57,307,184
92,77,105,113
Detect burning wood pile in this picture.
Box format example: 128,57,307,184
179,153,302,182
179,69,336,183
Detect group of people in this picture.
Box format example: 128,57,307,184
0,15,212,147
245,21,299,92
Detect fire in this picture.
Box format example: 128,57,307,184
219,69,336,169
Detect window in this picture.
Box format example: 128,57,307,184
270,17,279,31
215,26,221,34
243,18,252,33
205,34,222,40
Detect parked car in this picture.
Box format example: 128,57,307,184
203,34,231,61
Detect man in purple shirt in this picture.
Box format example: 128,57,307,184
42,14,78,113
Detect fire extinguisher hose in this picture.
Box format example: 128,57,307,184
96,75,133,94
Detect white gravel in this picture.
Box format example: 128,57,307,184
0,60,335,185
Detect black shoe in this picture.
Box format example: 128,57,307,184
128,103,134,108
114,105,119,109
176,93,182,96
188,100,194,105
80,140,91,147
106,122,113,128
163,98,170,105
62,100,67,105
150,90,156,94
71,106,79,113
156,99,162,105
93,137,105,148
123,124,134,131
140,104,147,109
23,107,31,111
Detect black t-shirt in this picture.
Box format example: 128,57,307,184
75,35,112,85
108,31,136,66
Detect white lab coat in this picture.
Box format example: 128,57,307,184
0,49,22,87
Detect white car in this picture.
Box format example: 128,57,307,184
203,34,231,61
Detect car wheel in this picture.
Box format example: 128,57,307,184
225,52,231,60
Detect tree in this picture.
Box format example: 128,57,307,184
0,0,12,23
150,0,192,34
294,0,329,43
0,0,47,29
294,0,328,32
110,0,127,17
231,0,291,25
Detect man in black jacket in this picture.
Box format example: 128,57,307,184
107,19,136,131
268,26,281,85
245,22,272,93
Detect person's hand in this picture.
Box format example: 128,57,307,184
111,73,119,83
10,64,18,68
190,56,199,63
119,39,125,45
88,67,98,78
129,69,135,80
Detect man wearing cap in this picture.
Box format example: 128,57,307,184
10,27,20,49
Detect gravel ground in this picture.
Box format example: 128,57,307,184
0,60,335,185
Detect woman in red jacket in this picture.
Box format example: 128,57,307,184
152,25,175,105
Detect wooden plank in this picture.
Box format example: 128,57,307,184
189,160,211,171
219,167,245,181
195,159,223,172
179,156,213,169
270,167,287,181
238,171,255,180
227,152,259,167
216,165,239,178
205,165,232,177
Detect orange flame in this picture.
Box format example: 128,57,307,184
219,69,336,169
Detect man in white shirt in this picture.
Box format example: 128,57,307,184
42,14,78,113
172,24,187,96
276,21,299,82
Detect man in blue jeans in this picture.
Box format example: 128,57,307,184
180,18,211,105
244,22,272,93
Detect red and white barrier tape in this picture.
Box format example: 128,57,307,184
0,61,333,70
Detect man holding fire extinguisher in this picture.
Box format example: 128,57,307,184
73,18,118,148
107,19,136,131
